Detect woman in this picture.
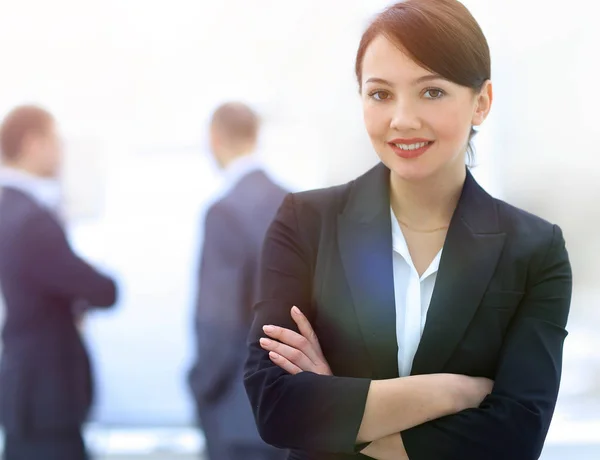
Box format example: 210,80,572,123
244,1,572,459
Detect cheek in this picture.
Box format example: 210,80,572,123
51,144,63,164
363,104,389,140
49,143,60,158
427,104,472,145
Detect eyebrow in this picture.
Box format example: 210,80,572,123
365,75,446,86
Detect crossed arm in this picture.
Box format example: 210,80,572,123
260,306,491,459
20,211,117,307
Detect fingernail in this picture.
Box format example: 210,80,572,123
269,352,280,360
292,306,301,315
259,338,272,346
263,325,275,333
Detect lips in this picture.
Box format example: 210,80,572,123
388,140,434,159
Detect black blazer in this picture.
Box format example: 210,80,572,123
0,187,117,436
244,163,572,460
188,170,287,445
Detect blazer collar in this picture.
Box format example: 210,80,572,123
338,162,505,377
341,161,499,233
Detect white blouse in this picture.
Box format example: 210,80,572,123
391,208,443,377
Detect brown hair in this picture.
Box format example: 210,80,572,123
355,0,491,163
211,102,260,145
0,105,54,161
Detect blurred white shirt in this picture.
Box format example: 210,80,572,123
0,167,62,213
391,207,442,377
206,154,264,209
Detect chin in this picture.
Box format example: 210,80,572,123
382,156,437,182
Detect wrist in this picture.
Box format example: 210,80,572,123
445,374,469,413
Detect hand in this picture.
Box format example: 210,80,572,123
260,306,333,376
72,299,89,332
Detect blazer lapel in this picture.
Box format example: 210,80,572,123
411,171,506,375
337,163,399,379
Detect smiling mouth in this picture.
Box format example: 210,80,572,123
388,140,434,159
390,141,433,151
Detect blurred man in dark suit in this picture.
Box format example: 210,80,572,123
0,105,118,460
188,102,287,460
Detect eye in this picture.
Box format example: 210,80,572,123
368,90,391,101
423,88,445,99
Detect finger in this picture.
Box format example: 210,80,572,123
291,306,320,348
263,325,304,346
290,307,326,366
268,352,302,375
263,325,319,365
260,338,315,372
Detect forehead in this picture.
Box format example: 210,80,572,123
361,34,434,84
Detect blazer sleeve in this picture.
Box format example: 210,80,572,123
244,194,372,454
191,204,252,402
17,211,117,307
401,224,572,460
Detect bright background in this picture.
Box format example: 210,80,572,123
0,0,599,456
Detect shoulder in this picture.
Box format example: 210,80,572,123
494,198,559,245
0,189,54,235
268,181,352,244
0,206,62,262
216,171,287,214
204,172,288,242
204,198,241,231
492,198,567,275
271,164,385,244
0,188,40,220
288,176,359,220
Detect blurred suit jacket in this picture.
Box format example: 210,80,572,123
244,162,572,460
0,187,117,436
188,168,287,454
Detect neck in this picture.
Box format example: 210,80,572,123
219,149,254,169
390,164,466,228
4,162,37,177
2,161,48,178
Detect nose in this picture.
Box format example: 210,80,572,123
390,99,421,132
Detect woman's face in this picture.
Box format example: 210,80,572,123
361,34,492,182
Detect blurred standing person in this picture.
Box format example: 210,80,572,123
0,105,118,460
188,102,287,460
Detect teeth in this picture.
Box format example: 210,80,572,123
394,141,430,150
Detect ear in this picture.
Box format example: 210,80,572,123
21,131,42,157
209,123,221,147
472,80,493,127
